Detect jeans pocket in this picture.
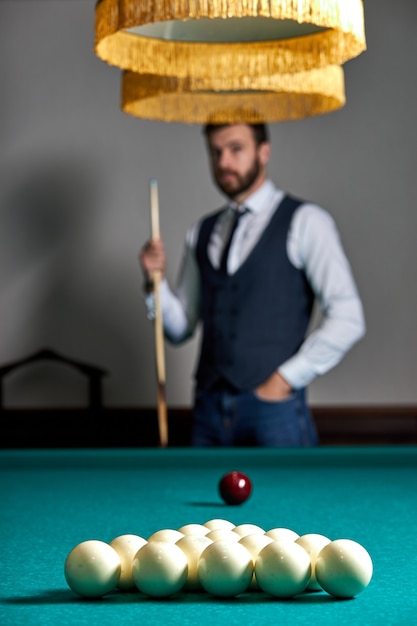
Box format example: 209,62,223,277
251,390,296,405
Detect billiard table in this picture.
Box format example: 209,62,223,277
1,446,416,625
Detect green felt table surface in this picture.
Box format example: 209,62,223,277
1,446,417,626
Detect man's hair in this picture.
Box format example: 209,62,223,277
202,122,269,146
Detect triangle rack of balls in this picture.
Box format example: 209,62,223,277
64,518,373,600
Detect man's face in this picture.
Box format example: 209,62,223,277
206,124,269,202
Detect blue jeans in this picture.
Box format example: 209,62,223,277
191,386,319,447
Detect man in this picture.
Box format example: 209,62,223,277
139,122,365,447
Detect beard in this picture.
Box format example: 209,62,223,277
213,157,261,200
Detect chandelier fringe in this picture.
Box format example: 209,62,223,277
97,29,363,78
95,0,366,77
105,1,365,33
121,65,346,124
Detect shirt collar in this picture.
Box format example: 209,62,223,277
227,180,282,215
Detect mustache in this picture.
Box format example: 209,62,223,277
217,169,237,177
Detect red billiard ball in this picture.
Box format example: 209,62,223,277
219,471,252,505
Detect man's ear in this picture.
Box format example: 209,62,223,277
259,142,271,166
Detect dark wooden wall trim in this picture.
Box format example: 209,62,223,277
1,406,417,448
312,406,417,445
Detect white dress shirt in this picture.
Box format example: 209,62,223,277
145,179,365,389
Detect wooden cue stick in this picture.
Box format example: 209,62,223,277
149,178,168,447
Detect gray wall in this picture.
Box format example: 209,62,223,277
1,0,416,408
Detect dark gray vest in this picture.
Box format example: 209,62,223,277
195,194,314,390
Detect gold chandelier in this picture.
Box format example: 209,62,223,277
121,64,346,124
95,0,366,78
94,1,366,123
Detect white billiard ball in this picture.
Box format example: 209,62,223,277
176,534,213,591
203,518,235,531
147,528,185,543
315,538,373,598
238,533,274,589
132,540,188,597
255,540,311,598
177,523,210,536
109,534,148,590
265,527,300,541
198,539,253,597
206,529,241,543
295,533,331,591
64,539,121,598
232,523,265,538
